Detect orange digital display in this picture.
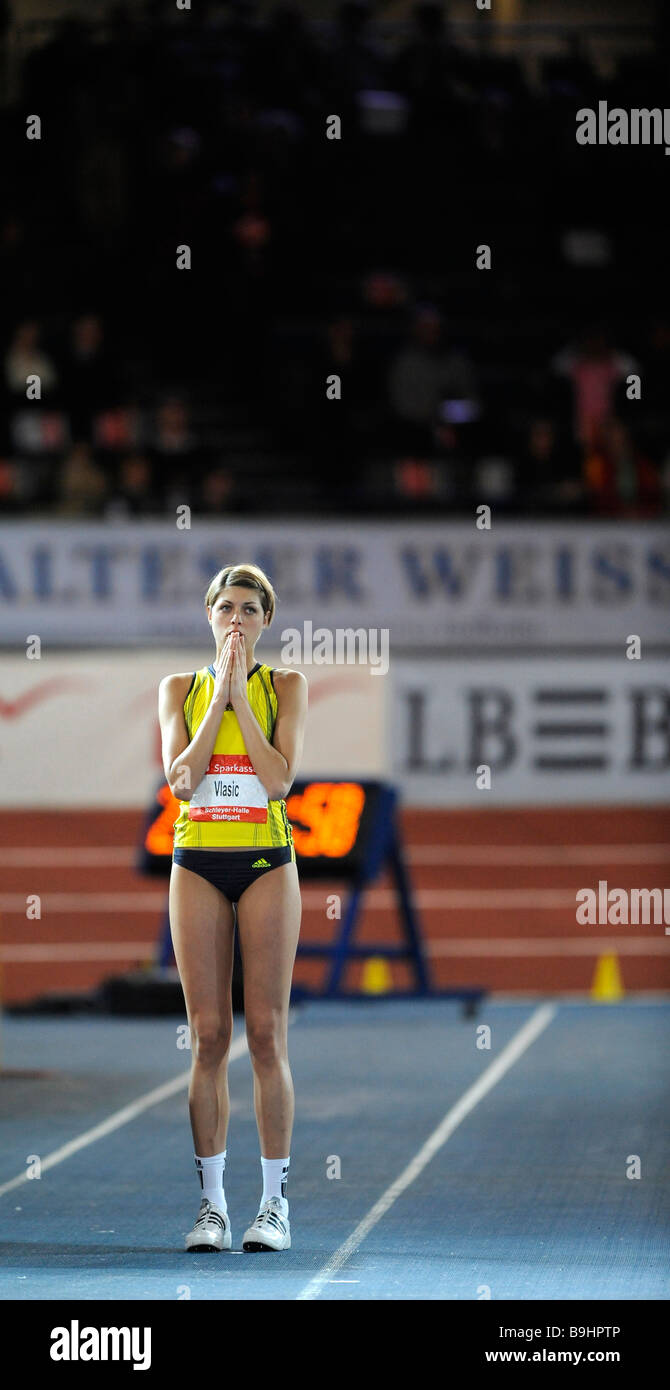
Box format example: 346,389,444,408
285,781,366,858
141,779,370,872
144,781,180,857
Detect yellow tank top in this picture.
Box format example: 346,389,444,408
172,660,296,854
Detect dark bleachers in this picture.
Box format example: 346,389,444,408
0,3,667,518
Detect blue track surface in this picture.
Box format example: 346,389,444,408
1,1000,668,1301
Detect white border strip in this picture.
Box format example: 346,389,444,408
296,1003,557,1300
407,844,670,866
427,937,670,957
1,943,156,962
2,937,669,963
1,888,655,912
0,844,667,869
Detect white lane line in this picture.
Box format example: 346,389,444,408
296,1003,557,1301
1,844,667,869
406,891,603,909
0,888,632,912
1,939,158,961
406,844,670,866
426,937,670,957
0,849,136,867
2,937,669,964
0,894,166,912
1,943,157,962
489,992,670,1004
0,1030,251,1200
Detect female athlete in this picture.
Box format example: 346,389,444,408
157,562,308,1252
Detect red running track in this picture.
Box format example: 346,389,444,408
0,807,669,1004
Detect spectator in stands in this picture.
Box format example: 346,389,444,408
147,395,200,505
21,15,94,148
0,216,34,327
636,315,670,463
1,454,52,513
151,126,208,249
639,315,670,411
584,415,661,516
256,4,321,118
104,453,159,518
60,314,119,442
309,314,373,502
361,269,409,332
325,2,387,103
230,169,273,271
1,6,667,524
54,443,108,516
4,320,58,398
227,170,275,398
0,457,17,511
393,457,445,505
660,450,670,513
516,416,584,512
149,396,196,457
196,467,235,515
550,324,636,449
320,313,371,397
387,304,478,454
392,2,463,134
432,403,484,506
541,33,596,102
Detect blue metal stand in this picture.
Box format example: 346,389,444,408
296,785,434,997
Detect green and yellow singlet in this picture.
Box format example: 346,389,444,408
172,660,295,855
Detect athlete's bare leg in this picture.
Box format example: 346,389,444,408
169,863,235,1155
236,860,302,1158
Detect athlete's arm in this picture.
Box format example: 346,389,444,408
271,669,308,796
231,665,308,802
158,670,228,801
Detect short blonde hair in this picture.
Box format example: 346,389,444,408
205,563,276,625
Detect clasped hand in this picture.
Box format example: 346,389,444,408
213,630,248,709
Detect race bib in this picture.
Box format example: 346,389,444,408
188,754,269,823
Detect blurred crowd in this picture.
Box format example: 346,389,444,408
0,0,668,518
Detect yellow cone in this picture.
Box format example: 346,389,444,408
361,956,392,994
591,953,624,1002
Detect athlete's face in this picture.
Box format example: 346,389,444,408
208,586,269,657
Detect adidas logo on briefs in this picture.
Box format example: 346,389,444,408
252,858,271,868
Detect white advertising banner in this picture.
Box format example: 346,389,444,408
1,650,667,808
390,658,670,805
0,651,387,807
0,520,668,650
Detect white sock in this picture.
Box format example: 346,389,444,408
195,1149,227,1215
261,1155,289,1213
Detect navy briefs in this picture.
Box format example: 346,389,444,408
172,845,293,903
